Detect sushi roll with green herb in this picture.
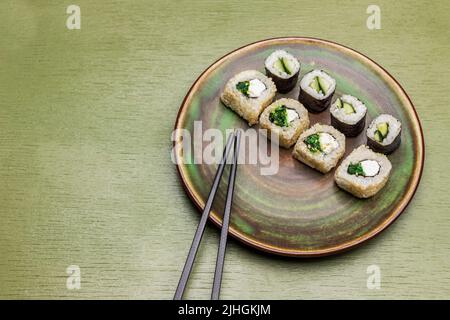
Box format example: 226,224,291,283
221,70,276,125
366,114,401,154
259,98,310,148
292,123,345,173
265,50,300,93
298,70,336,113
330,95,367,137
334,145,392,198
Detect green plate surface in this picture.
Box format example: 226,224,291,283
174,37,424,257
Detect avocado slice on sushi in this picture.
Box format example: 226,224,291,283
309,77,321,93
374,123,389,142
282,58,294,75
336,98,356,114
309,76,330,95
274,57,293,75
374,130,383,142
342,102,356,114
273,59,284,73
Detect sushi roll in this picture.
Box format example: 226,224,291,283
330,95,367,137
292,123,345,173
265,50,300,93
334,145,392,198
259,98,310,148
221,70,276,126
366,114,402,154
298,69,336,113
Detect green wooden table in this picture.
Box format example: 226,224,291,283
0,0,449,299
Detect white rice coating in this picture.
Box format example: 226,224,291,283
330,95,367,125
299,69,336,100
220,70,276,126
334,145,392,198
366,114,401,145
265,50,300,79
259,98,310,148
292,123,345,173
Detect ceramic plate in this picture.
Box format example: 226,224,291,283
173,37,424,257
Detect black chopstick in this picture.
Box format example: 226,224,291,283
211,129,241,300
174,130,237,300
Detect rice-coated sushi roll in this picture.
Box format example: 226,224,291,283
292,123,345,173
221,70,277,126
298,69,336,113
265,50,300,93
330,95,367,137
366,114,401,154
259,98,310,148
334,145,392,198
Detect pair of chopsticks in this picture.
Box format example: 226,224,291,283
174,130,241,300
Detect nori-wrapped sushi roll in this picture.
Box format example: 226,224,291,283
330,95,367,137
298,69,336,113
265,50,300,93
366,114,401,154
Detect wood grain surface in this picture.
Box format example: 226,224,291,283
0,0,449,299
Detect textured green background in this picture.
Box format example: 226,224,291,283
0,0,449,299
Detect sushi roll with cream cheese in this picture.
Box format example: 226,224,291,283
334,145,392,198
265,50,300,93
259,98,310,148
330,95,367,137
221,70,277,126
298,69,336,113
366,114,401,154
292,123,345,173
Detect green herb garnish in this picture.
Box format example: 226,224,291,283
273,57,292,75
236,81,250,96
347,162,365,176
304,133,322,153
269,105,289,127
